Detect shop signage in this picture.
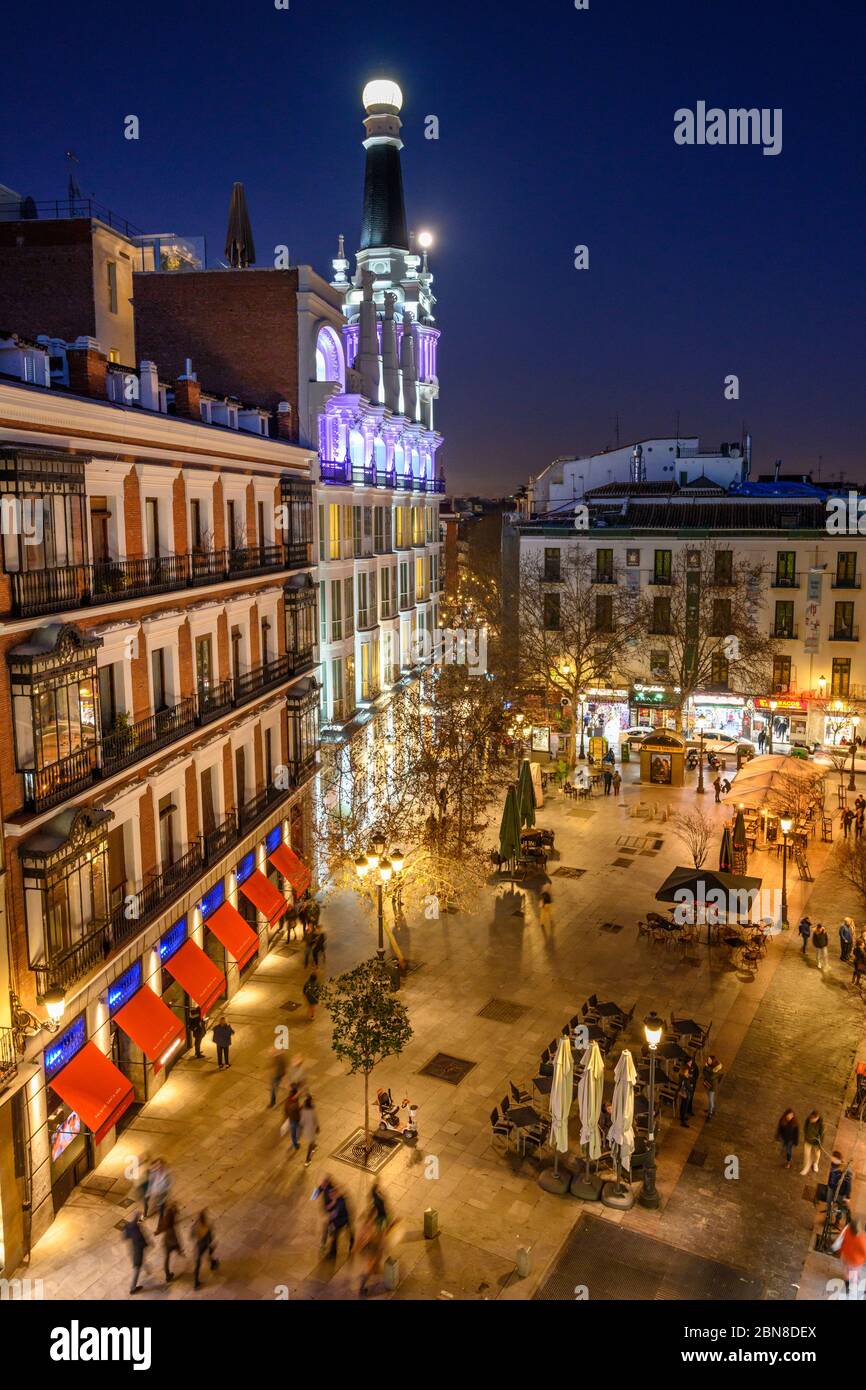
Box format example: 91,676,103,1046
236,851,255,885
44,1015,86,1081
804,571,822,652
107,960,143,1017
266,825,283,855
198,881,225,922
531,725,550,752
754,696,807,713
158,916,187,964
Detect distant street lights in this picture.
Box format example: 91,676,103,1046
695,714,707,795
355,834,404,963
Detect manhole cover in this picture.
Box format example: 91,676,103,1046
554,867,586,878
82,1177,115,1195
119,1197,134,1208
419,1053,477,1085
612,857,633,868
280,1000,301,1011
477,998,528,1024
114,1219,129,1232
332,1127,401,1174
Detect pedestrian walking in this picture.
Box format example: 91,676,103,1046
797,916,812,955
300,1094,319,1167
677,1070,691,1127
190,1006,207,1058
840,917,855,962
702,1054,723,1118
157,1200,183,1283
812,923,829,972
370,1180,390,1231
191,1209,219,1290
324,1184,355,1260
826,1152,854,1225
146,1157,172,1224
832,1217,866,1300
777,1109,799,1168
757,727,766,754
682,1056,699,1116
842,807,854,840
538,887,553,931
288,1053,306,1090
212,1017,235,1068
603,769,613,795
283,1083,302,1152
356,1207,386,1296
302,918,316,968
713,775,722,803
800,1110,824,1175
134,1154,151,1215
856,809,865,841
269,1047,287,1107
122,1211,151,1294
612,770,622,797
853,935,866,987
311,927,327,968
303,970,320,1020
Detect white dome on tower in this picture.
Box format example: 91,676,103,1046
363,78,403,113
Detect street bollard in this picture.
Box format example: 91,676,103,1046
516,1245,531,1278
424,1207,439,1239
383,1256,400,1291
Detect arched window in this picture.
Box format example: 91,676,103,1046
315,325,345,388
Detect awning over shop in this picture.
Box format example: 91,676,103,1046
114,985,185,1069
268,842,311,896
206,902,259,968
48,1042,134,1145
164,939,226,1015
239,869,288,926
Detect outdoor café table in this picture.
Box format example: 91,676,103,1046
593,1001,625,1018
508,1104,544,1152
532,1074,553,1100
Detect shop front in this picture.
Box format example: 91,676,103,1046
629,684,682,732
689,695,749,739
159,915,226,1057
108,958,185,1107
753,695,809,749
43,1016,133,1213
236,829,290,948
581,687,630,749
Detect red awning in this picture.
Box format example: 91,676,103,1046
239,869,288,926
48,1042,134,1145
268,842,311,896
207,902,259,968
164,939,226,1015
114,985,185,1070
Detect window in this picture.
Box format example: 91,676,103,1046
10,630,101,810
21,810,110,971
227,499,240,550
284,574,317,667
651,596,671,634
90,496,111,565
330,658,343,718
544,548,561,583
711,598,731,636
710,654,729,688
374,507,384,553
98,664,119,735
195,635,213,690
833,602,855,638
650,649,670,678
190,499,203,552
328,504,340,560
353,506,362,558
318,504,325,560
152,647,167,711
836,552,858,587
653,550,672,584
381,567,391,619
832,658,851,697
344,654,356,716
200,766,217,839
595,594,613,632
415,556,426,600
411,506,423,546
395,507,405,548
319,581,327,642
775,551,796,586
344,576,354,637
772,656,792,692
369,570,377,621
595,548,614,582
260,616,272,667
330,579,342,641
230,625,243,680
1,449,89,577
107,261,118,315
773,601,794,638
543,592,561,631
256,500,266,549
361,644,372,700
158,792,179,869
714,550,733,585
399,562,409,609
144,499,160,559
234,746,247,810
358,572,369,629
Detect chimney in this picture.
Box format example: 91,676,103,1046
174,360,201,419
139,360,160,411
66,336,107,399
276,401,293,440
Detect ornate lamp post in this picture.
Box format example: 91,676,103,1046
639,1010,663,1209
768,698,778,755
817,674,827,702
355,833,404,963
848,714,860,791
695,713,707,795
779,813,793,929
577,689,587,761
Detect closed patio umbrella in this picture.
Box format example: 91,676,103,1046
732,810,747,852
602,1049,637,1210
224,181,256,268
517,758,537,828
718,825,733,872
538,1035,573,1194
571,1040,604,1200
498,784,522,868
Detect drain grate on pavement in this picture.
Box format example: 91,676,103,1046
554,867,586,878
82,1176,115,1195
477,998,528,1024
280,1000,301,1011
419,1053,477,1085
535,1213,763,1300
332,1126,401,1174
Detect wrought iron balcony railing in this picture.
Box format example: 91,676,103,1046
102,697,197,776
832,576,861,589
319,460,446,493
829,626,859,641
0,1027,18,1088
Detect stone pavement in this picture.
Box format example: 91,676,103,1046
18,762,866,1301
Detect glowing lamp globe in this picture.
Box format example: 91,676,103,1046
44,987,66,1022
417,229,434,250
363,79,403,113
644,1011,664,1049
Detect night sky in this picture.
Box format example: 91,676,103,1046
5,0,864,494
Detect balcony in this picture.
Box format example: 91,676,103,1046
771,575,800,589
319,460,446,493
109,842,205,957
233,654,294,706
649,575,672,587
0,1027,17,1089
35,919,112,998
832,576,861,589
8,544,309,619
592,571,616,585
23,745,100,814
197,678,233,725
771,626,798,640
203,811,238,863
829,626,859,641
102,697,196,776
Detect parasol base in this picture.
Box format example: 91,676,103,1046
537,1168,570,1195
569,1174,603,1202
601,1181,635,1210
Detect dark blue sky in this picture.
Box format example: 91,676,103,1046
5,0,864,493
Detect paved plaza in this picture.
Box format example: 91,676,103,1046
20,763,866,1301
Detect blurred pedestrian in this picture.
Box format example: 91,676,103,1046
800,1110,824,1175
857,808,865,841
158,1200,183,1283
283,1083,302,1153
840,917,855,962
302,918,316,968
303,970,320,1020
538,888,553,931
269,1047,287,1107
300,1094,319,1167
288,1053,306,1090
612,770,622,797
812,923,829,972
776,1109,799,1168
147,1157,172,1224
832,1217,866,1299
134,1154,151,1215
122,1211,151,1294
190,1005,206,1058
702,1055,723,1118
603,768,613,795
677,1069,692,1127
191,1210,219,1290
324,1183,355,1260
798,916,812,955
841,807,854,839
712,775,722,803
312,927,327,968
853,934,866,987
682,1056,699,1116
827,1152,853,1225
212,1017,234,1068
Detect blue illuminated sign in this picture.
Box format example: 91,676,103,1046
199,881,225,921
44,1015,87,1081
159,917,187,963
107,960,142,1016
266,826,282,854
236,851,254,885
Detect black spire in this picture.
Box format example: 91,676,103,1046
359,79,408,252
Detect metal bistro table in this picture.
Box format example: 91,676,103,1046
508,1104,544,1153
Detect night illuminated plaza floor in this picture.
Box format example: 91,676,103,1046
19,765,866,1300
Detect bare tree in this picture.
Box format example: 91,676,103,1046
670,809,715,868
633,542,777,731
517,548,640,764
834,838,866,912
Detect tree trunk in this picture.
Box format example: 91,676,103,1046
364,1069,370,1154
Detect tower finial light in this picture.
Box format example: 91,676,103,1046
363,78,403,113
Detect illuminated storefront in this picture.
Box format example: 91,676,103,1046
753,695,809,746
629,684,681,730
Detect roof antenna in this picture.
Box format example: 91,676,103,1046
615,413,620,449
65,149,82,203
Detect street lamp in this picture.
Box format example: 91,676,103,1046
779,813,793,929
768,699,778,755
577,690,587,761
848,714,861,791
355,834,404,963
639,1011,663,1209
817,674,827,701
695,714,707,795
